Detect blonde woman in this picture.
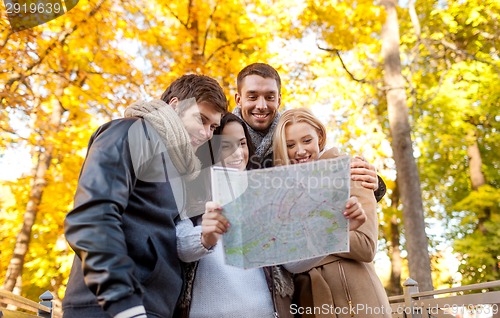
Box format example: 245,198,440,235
273,108,391,318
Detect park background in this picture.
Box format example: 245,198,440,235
0,0,499,310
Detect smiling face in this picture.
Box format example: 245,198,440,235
235,75,281,132
285,122,321,164
218,121,249,171
177,101,222,151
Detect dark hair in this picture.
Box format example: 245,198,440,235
187,113,256,221
236,63,281,94
213,113,256,170
194,113,256,170
160,74,228,114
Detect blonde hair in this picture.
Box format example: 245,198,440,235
273,108,327,166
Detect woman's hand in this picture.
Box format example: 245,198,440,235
344,196,366,231
201,201,230,249
351,156,379,191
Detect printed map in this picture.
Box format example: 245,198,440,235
211,156,351,269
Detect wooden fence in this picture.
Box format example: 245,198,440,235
389,278,500,318
1,278,499,317
0,290,61,318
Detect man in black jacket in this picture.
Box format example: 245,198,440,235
63,74,227,318
232,62,386,200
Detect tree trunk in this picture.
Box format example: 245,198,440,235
467,132,489,236
188,0,203,72
2,102,63,292
467,133,500,315
467,132,497,278
380,0,434,291
467,135,486,191
388,183,403,295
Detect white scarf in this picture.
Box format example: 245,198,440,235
124,99,201,181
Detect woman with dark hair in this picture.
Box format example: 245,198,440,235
175,113,292,317
212,113,257,171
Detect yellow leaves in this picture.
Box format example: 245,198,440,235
296,0,384,51
465,6,485,26
440,12,459,33
128,0,278,106
454,185,500,220
1,0,148,299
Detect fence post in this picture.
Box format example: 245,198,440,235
38,291,53,318
403,278,421,318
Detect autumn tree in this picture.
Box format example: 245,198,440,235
401,0,500,284
1,0,280,301
119,0,276,109
284,0,435,290
1,0,145,298
380,0,433,291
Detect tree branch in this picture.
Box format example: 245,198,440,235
419,69,448,105
436,39,500,72
0,125,29,141
408,0,420,39
202,1,219,57
186,0,194,28
317,44,368,83
4,0,106,95
0,30,12,50
206,36,254,63
164,3,188,29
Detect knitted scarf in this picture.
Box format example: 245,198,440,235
124,99,201,181
233,107,280,161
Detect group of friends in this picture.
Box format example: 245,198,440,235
62,63,392,318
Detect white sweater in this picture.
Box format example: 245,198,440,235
176,219,324,317
190,243,275,317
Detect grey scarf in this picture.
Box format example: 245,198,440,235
124,99,201,181
233,107,280,161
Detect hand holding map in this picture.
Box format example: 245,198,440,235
211,156,352,269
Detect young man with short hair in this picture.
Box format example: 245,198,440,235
233,62,386,197
233,63,282,168
63,74,227,318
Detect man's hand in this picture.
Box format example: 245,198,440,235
201,202,230,249
351,156,378,191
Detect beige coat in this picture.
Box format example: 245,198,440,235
293,150,392,318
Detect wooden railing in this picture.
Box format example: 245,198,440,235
388,278,500,318
2,278,499,317
0,290,61,318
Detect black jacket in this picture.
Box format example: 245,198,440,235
63,118,183,318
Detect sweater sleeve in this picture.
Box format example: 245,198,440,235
176,218,214,262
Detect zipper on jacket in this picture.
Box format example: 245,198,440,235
270,268,280,318
338,261,354,317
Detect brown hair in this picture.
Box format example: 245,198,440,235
236,63,281,94
161,74,227,114
272,108,327,166
214,113,257,170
